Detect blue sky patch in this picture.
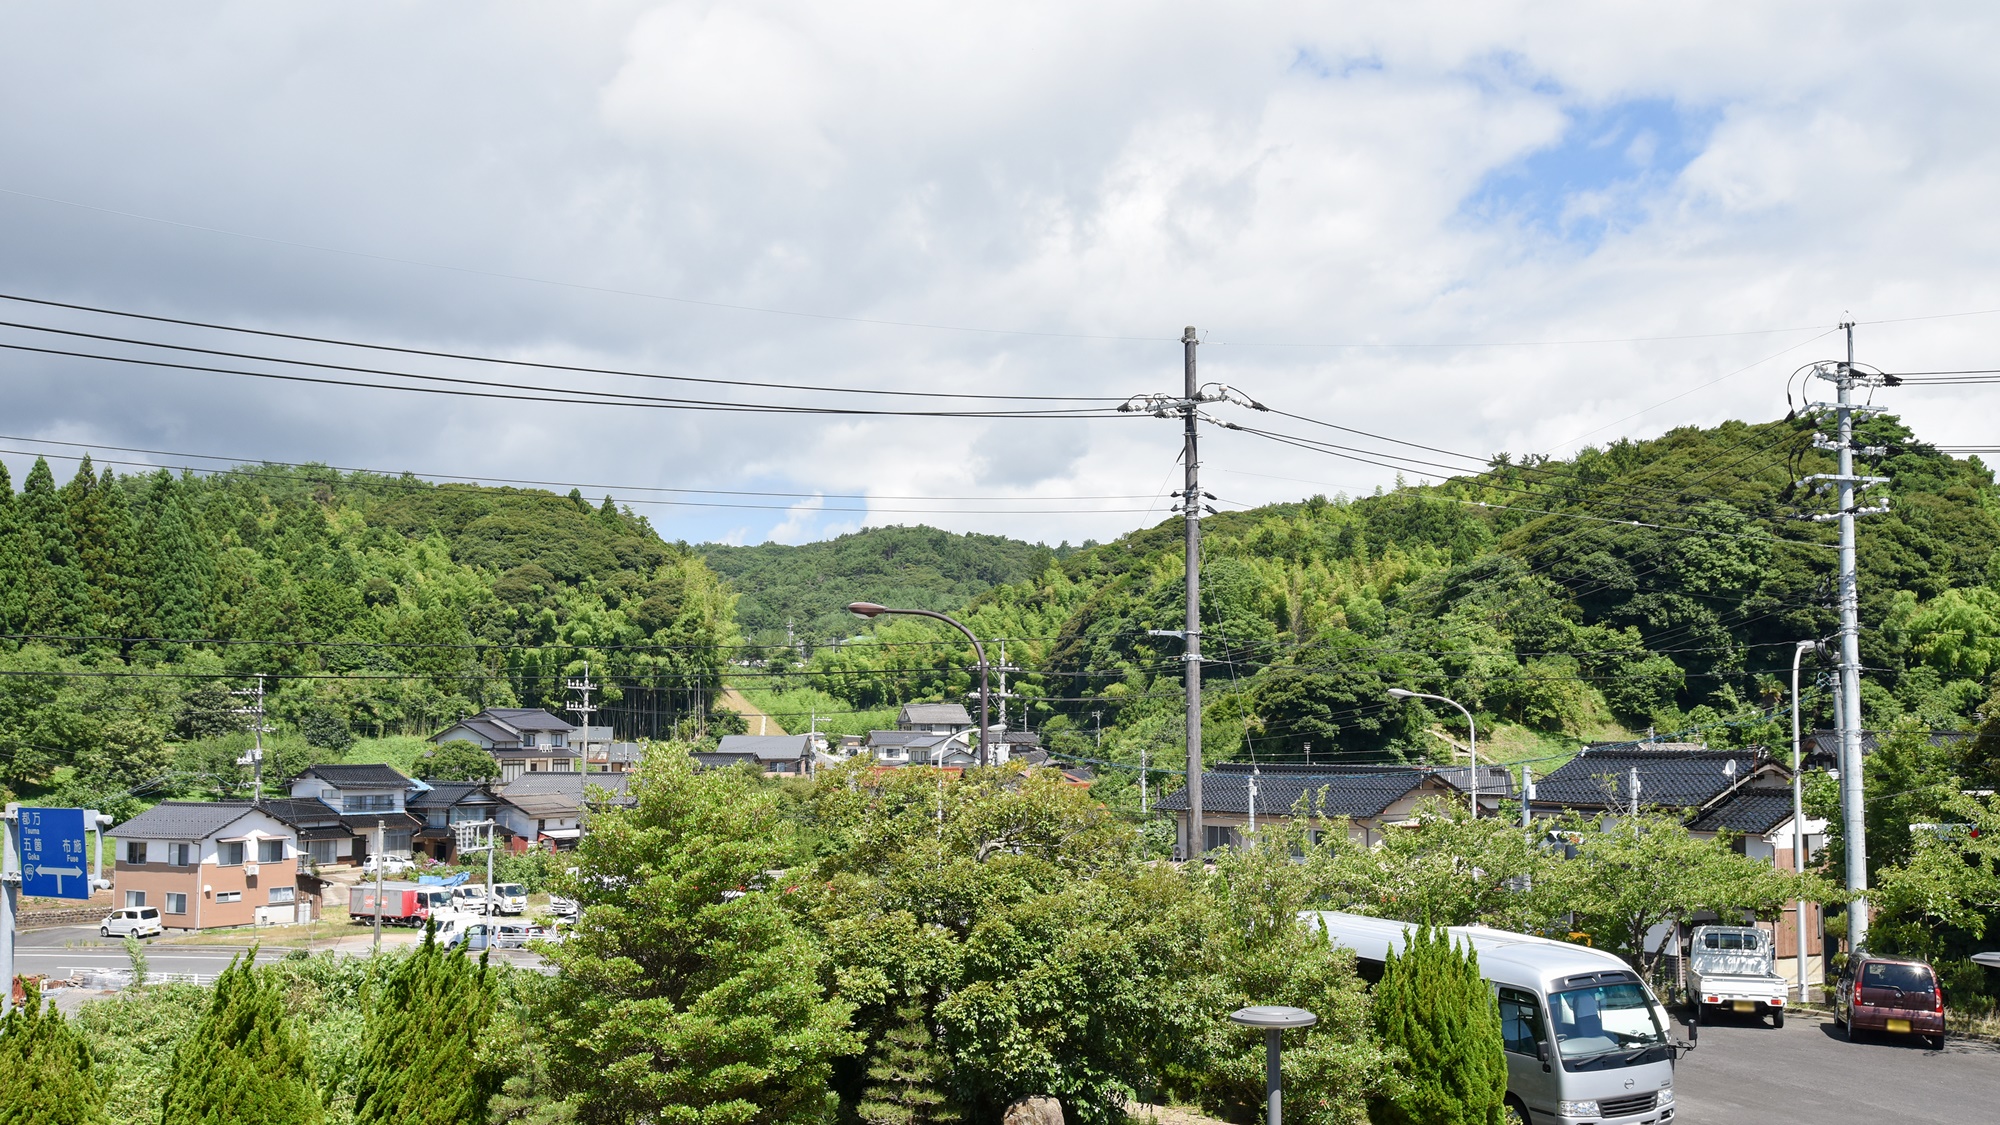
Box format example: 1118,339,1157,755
1462,97,1718,248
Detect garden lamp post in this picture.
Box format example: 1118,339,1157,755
1229,1005,1317,1125
1387,688,1479,817
846,602,992,767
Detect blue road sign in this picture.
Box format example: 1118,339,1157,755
18,807,89,900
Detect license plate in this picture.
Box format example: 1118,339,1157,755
1733,1001,1756,1013
1887,1018,1911,1034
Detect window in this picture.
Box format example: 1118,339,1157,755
449,806,484,824
308,839,339,864
551,732,567,748
124,890,146,908
1499,988,1546,1056
216,891,242,904
164,893,187,915
528,760,544,773
168,843,191,867
1702,930,1763,951
218,841,245,866
1204,825,1237,853
427,811,448,827
553,759,572,773
521,733,538,748
125,841,149,864
344,793,395,813
384,830,414,853
268,886,295,904
257,839,285,864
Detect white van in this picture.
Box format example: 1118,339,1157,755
101,906,163,938
1308,912,1690,1125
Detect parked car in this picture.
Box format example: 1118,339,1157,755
546,895,578,918
434,912,491,952
1834,955,1947,1049
101,906,163,938
1688,924,1788,1027
451,885,491,914
494,922,563,949
360,854,411,877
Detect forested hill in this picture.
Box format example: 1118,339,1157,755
740,415,2000,777
700,525,1067,646
0,459,730,808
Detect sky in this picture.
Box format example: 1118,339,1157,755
2,2,1998,547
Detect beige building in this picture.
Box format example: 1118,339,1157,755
109,802,317,930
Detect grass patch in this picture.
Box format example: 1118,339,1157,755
341,735,431,775
728,681,895,738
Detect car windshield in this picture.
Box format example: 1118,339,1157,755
1862,962,1935,992
496,884,524,896
1550,982,1668,1070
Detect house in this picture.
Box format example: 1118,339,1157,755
701,734,820,775
109,802,317,930
288,764,425,862
494,772,633,850
1157,763,1469,857
1526,744,1789,820
1686,785,1831,989
405,781,506,863
430,707,582,781
863,725,1029,767
1800,728,1971,770
898,703,973,734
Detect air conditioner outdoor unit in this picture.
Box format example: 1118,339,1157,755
245,863,260,876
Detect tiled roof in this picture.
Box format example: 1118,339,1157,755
490,747,582,760
1688,788,1797,834
293,764,413,790
1155,769,1432,818
899,703,972,726
499,772,632,799
1532,747,1772,810
337,811,424,833
715,735,814,761
405,782,495,810
257,798,343,826
112,801,259,840
441,717,519,745
1213,761,1516,801
484,708,576,732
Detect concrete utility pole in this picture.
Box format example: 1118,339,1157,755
1181,326,1205,860
1123,327,1271,859
567,663,598,771
1520,766,1533,829
232,674,271,803
1,806,17,1019
1629,767,1641,819
1803,322,1893,953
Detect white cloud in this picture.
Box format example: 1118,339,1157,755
2,2,1998,546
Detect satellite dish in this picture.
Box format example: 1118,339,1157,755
1723,759,1739,778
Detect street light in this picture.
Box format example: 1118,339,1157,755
1229,1005,1317,1125
846,602,992,767
1790,639,1824,1004
1387,688,1479,817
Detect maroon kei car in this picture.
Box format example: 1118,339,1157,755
1834,956,1947,1049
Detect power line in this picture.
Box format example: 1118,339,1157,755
0,295,1132,401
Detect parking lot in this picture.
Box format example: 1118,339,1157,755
1673,1006,2000,1123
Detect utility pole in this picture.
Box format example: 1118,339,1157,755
231,674,271,803
1520,765,1533,829
567,663,598,771
1628,767,1641,820
1181,326,1203,861
1123,327,1270,860
1140,745,1149,815
372,819,385,955
1802,322,1893,953
1246,764,1259,837
969,640,1021,733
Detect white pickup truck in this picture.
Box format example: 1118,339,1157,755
1688,924,1789,1027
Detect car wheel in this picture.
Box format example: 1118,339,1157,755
1772,1009,1785,1029
1928,1034,1946,1051
1502,1097,1529,1125
99,927,110,938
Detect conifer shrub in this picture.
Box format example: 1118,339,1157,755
160,952,323,1125
0,978,106,1125
856,1003,961,1125
1367,926,1506,1125
351,925,502,1124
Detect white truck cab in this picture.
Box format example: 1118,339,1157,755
1687,924,1788,1028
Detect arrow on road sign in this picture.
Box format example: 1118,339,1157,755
29,865,83,893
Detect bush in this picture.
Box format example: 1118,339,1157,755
1368,926,1506,1125
0,979,106,1125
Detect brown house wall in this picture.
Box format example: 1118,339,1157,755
113,858,309,931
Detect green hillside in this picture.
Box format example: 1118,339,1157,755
700,524,1068,646
0,460,731,812
746,415,2000,780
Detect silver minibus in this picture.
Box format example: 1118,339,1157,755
1307,911,1690,1125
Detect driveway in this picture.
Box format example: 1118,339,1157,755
1672,1006,2000,1123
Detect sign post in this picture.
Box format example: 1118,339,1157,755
3,805,106,1017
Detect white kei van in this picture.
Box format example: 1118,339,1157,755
101,906,163,938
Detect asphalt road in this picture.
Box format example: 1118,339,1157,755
10,924,546,983
1673,1006,2000,1123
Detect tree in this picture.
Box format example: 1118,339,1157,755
1537,811,1833,987
160,953,323,1125
1330,798,1550,930
856,1004,961,1125
1367,926,1506,1125
300,704,356,753
0,978,106,1125
138,470,212,651
351,927,502,1124
416,740,500,782
536,744,857,1124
